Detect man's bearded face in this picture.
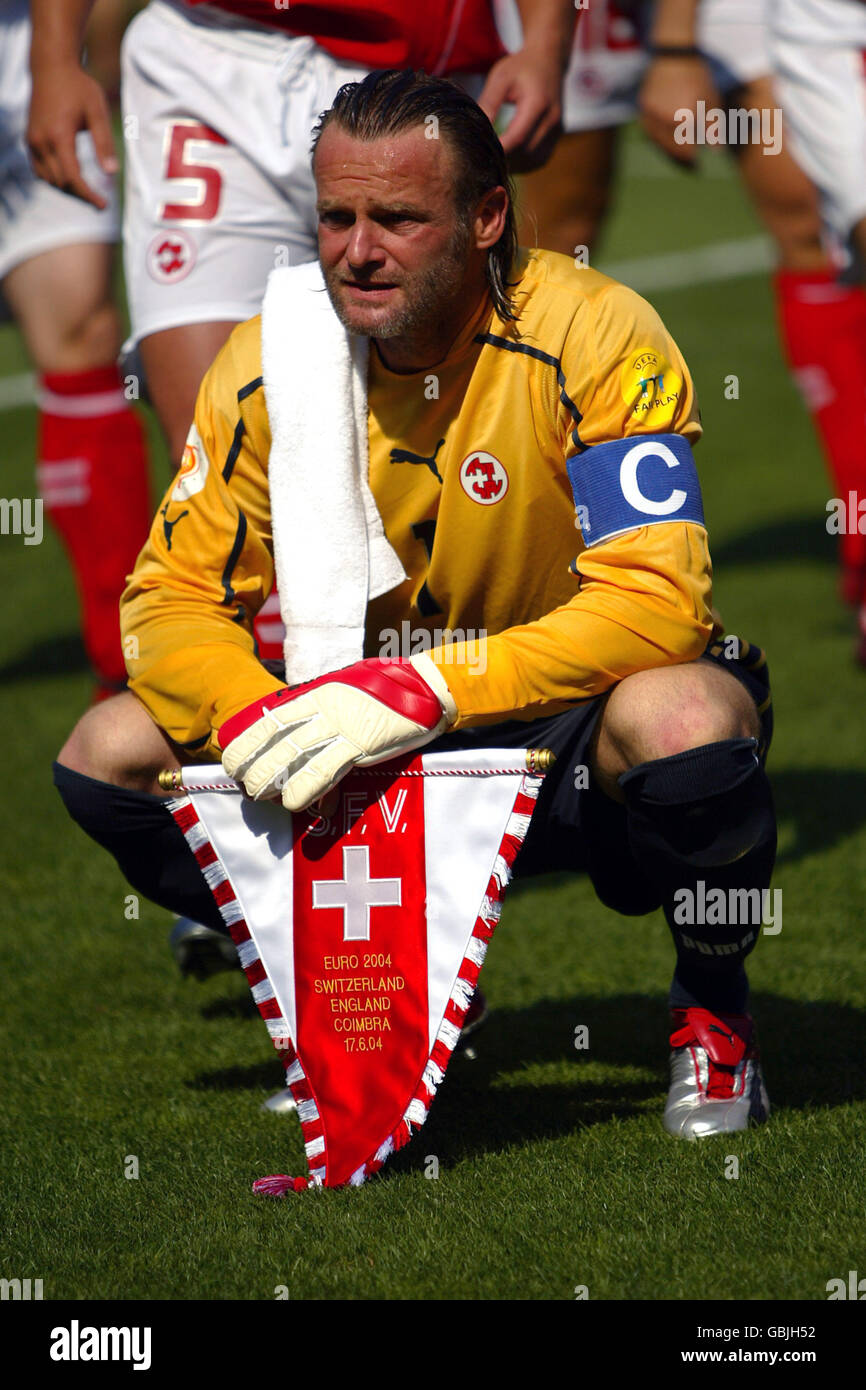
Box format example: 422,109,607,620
314,125,477,344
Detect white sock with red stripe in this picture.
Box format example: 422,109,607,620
37,364,152,689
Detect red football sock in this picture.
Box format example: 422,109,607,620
774,270,866,601
36,364,152,689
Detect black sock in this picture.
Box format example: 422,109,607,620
53,762,227,934
619,738,777,1015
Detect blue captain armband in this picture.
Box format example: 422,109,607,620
566,432,704,546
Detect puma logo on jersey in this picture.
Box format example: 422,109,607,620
161,504,189,551
389,438,446,483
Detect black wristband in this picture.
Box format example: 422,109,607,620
649,44,703,59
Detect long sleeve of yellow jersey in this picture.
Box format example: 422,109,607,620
428,276,715,724
121,319,284,758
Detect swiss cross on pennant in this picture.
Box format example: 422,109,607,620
292,774,429,1187
311,845,402,940
166,747,548,1192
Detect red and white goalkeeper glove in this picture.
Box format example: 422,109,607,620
219,653,457,812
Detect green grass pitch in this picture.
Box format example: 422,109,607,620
1,128,864,1302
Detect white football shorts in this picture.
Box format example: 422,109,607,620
0,0,119,296
120,0,370,348
494,0,772,137
697,0,772,94
770,0,866,240
493,0,648,132
557,1,649,133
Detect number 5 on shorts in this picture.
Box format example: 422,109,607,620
159,121,227,223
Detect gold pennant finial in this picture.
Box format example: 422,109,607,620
526,748,555,774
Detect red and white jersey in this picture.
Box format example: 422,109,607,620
181,0,505,73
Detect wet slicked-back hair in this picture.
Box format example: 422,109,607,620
311,69,519,323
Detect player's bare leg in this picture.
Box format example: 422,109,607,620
516,127,619,258
138,320,241,468
56,690,182,796
732,77,825,272
2,240,119,369
589,657,760,800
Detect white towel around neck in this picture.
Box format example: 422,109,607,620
260,261,407,684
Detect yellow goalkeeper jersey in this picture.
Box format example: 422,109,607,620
122,249,714,759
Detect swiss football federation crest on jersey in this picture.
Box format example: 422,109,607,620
146,229,196,283
459,451,509,504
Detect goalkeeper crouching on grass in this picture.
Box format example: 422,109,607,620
53,69,776,1139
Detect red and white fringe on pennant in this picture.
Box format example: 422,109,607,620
167,768,543,1194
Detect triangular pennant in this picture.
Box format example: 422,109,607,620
166,748,548,1191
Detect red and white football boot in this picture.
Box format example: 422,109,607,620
664,1007,769,1139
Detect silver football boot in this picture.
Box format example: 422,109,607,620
169,917,239,980
664,1006,769,1139
262,1087,298,1115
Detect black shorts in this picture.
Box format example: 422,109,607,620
435,637,773,915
